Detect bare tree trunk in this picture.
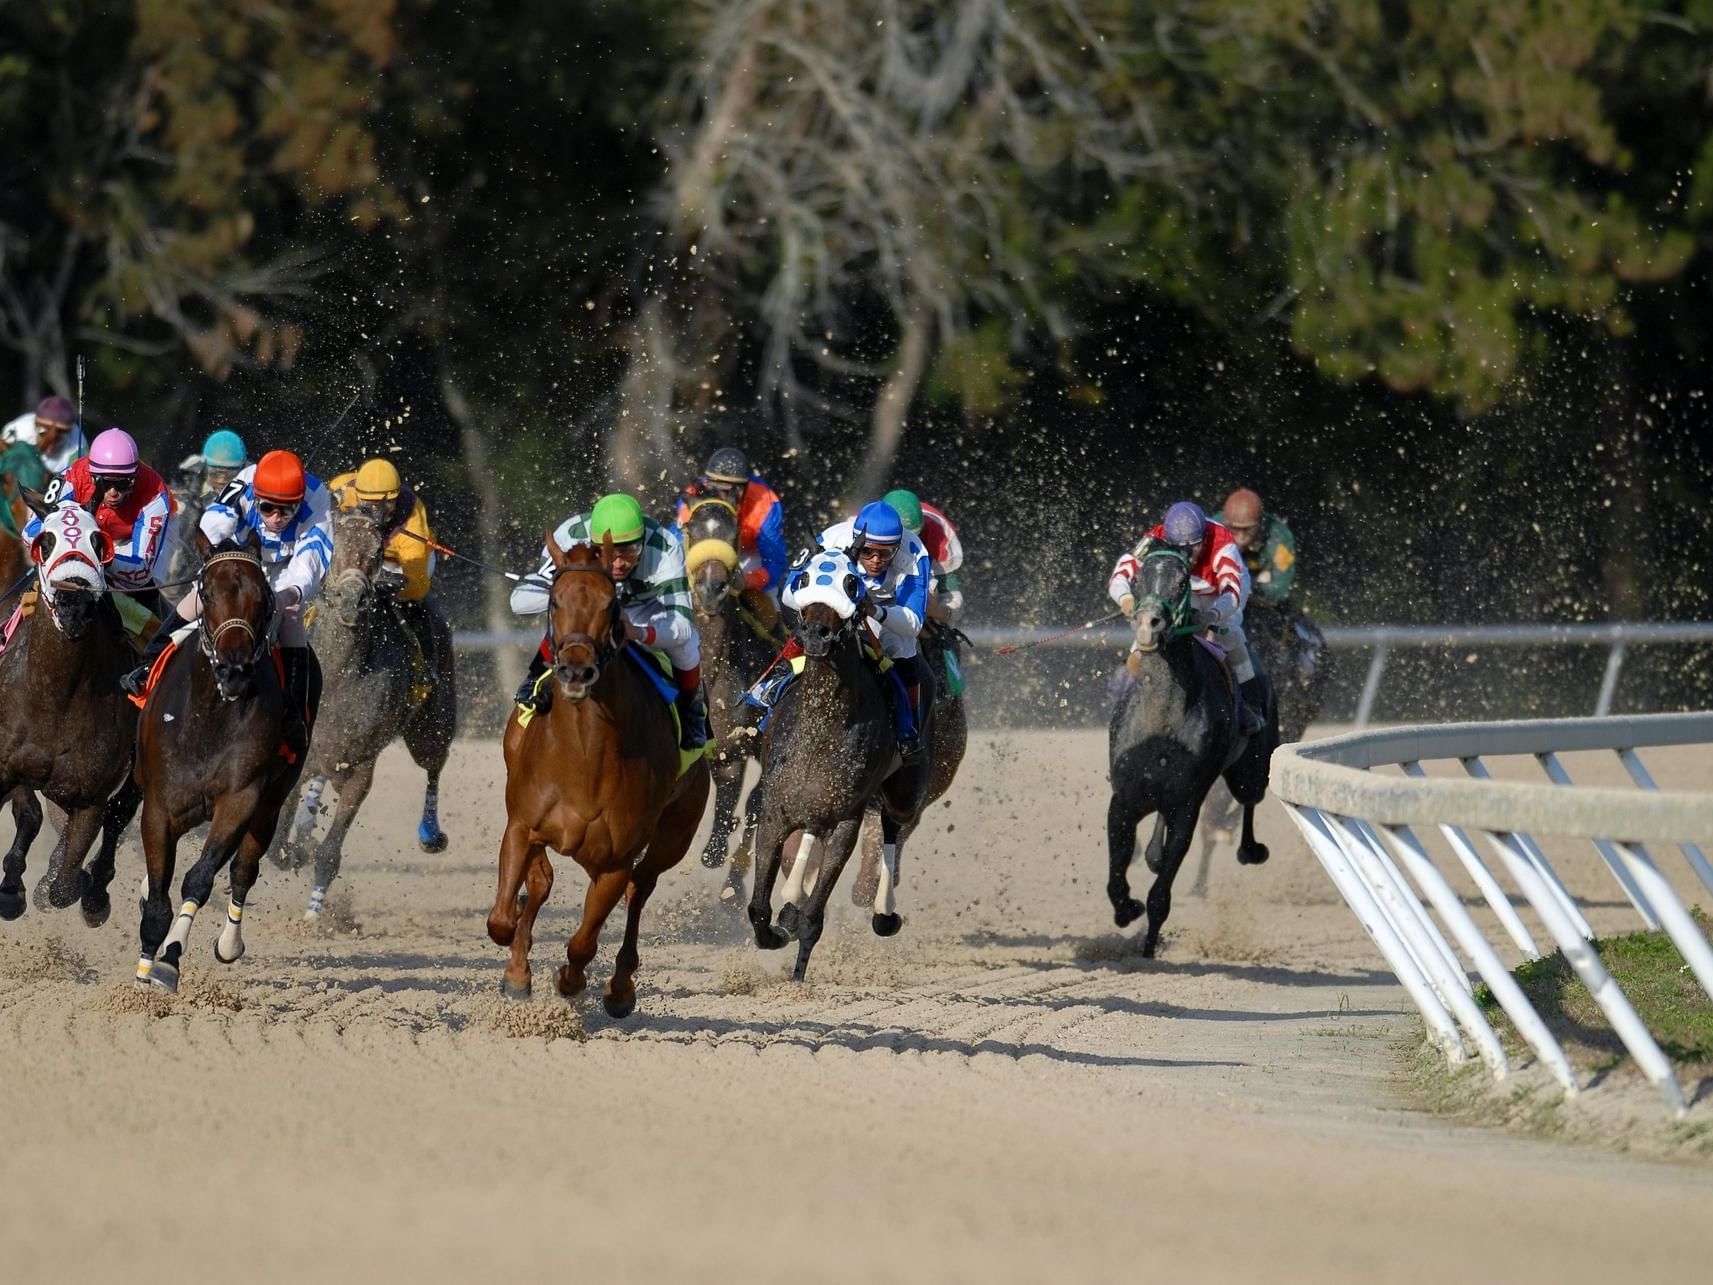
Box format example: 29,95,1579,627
850,307,932,506
439,367,523,699
612,295,683,498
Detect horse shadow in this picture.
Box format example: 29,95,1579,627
959,931,1398,990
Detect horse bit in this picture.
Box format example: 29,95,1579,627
198,549,279,672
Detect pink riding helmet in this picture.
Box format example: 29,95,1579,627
88,427,140,476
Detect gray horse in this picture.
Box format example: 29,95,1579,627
681,497,774,885
1107,546,1276,956
272,505,456,916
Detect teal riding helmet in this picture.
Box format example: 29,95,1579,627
201,428,247,469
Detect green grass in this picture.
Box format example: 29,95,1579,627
1475,908,1713,1079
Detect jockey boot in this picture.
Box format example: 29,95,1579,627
674,681,710,752
514,642,552,718
1238,676,1267,738
122,621,177,699
743,638,801,710
887,671,924,764
281,646,312,754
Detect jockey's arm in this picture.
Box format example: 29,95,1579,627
385,501,434,600
625,542,695,648
929,571,964,624
274,485,334,608
1107,549,1141,611
113,488,174,589
509,528,566,616
198,491,242,546
749,499,789,591
875,541,930,640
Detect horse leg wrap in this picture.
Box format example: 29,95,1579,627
295,776,326,833
215,897,245,964
305,885,327,920
780,832,817,909
163,899,200,956
134,954,154,985
875,843,899,915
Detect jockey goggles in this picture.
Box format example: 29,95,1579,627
256,499,296,518
92,473,135,494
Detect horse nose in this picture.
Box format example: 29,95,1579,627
559,662,598,687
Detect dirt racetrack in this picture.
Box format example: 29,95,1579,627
2,726,1710,1283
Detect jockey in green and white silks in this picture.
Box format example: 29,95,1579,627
509,492,708,750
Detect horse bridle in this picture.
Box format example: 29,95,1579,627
199,549,278,671
546,563,623,672
1134,547,1197,637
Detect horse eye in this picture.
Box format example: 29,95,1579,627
843,574,859,599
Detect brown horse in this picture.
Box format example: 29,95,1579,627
486,537,710,1018
133,532,321,991
0,493,142,924
681,497,773,879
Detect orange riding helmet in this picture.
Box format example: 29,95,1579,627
253,449,307,504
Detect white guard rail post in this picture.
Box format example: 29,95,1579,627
1272,712,1713,1116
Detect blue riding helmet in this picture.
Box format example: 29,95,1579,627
853,500,904,548
1162,500,1207,549
201,428,247,469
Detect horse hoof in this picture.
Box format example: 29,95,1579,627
753,924,790,951
1113,898,1145,929
213,936,245,965
1237,842,1271,866
601,991,636,1020
148,960,181,993
499,976,532,1002
417,826,448,855
1141,935,1160,959
46,874,85,911
0,890,25,921
700,847,726,869
777,903,800,935
555,965,587,998
871,912,903,937
80,894,111,929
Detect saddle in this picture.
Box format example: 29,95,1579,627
517,644,705,778
127,633,306,764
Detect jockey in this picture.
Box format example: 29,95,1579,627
326,457,444,690
880,488,964,625
175,427,250,502
510,492,708,751
751,499,932,763
123,450,333,747
1108,500,1266,736
674,446,788,630
2,395,86,476
1215,487,1297,609
28,427,175,622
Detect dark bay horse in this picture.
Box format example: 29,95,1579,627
681,496,773,877
273,505,456,916
1194,599,1331,891
486,537,710,1017
0,496,141,925
850,618,967,907
133,532,321,991
748,554,931,980
1107,547,1276,956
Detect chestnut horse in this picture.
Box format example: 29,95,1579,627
133,532,321,991
0,493,141,924
486,537,710,1018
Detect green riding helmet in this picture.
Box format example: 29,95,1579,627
590,492,646,544
881,488,924,534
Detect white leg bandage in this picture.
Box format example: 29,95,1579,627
780,832,817,909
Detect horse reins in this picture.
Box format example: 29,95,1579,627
545,563,623,671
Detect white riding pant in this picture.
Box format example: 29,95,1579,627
626,604,700,674
1192,589,1254,684
865,618,918,661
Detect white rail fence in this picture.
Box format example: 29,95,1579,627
451,620,1713,725
1272,712,1713,1114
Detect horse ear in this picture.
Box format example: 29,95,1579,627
19,485,48,519
195,530,214,562
244,527,262,553
546,530,570,569
599,531,615,571
91,531,115,565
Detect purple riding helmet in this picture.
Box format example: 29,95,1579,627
1161,500,1206,550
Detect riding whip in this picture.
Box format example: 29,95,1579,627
391,526,521,581
75,355,84,442
0,567,35,609
991,610,1124,656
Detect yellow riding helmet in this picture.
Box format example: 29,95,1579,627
354,458,402,502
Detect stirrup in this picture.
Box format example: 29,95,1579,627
743,668,792,710
121,665,150,699
1239,703,1266,736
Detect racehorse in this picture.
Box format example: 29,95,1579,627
680,496,772,880
133,531,321,991
272,504,457,916
0,442,48,596
1106,546,1276,956
850,617,967,907
0,494,142,925
1192,598,1331,892
748,552,931,981
486,536,710,1017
